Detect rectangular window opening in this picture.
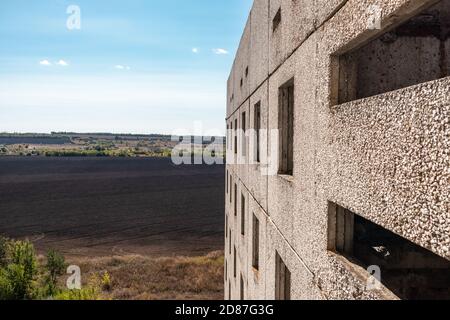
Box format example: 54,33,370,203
234,246,237,278
241,112,246,157
252,214,260,270
241,193,246,236
225,215,228,237
229,229,232,255
278,79,294,175
336,0,450,104
226,170,228,195
240,275,245,300
225,259,227,280
230,122,233,151
226,124,229,150
234,120,238,155
275,252,291,300
254,102,261,163
328,202,450,300
272,8,281,32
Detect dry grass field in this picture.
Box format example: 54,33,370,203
67,251,224,300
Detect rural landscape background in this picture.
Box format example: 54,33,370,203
0,0,252,301
0,134,225,299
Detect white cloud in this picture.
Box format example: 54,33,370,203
212,48,228,55
115,65,131,70
56,60,69,66
39,60,51,66
192,48,199,54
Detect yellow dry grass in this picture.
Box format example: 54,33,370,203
66,251,224,300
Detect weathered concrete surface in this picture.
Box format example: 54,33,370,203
233,101,250,190
329,78,450,259
248,81,269,212
249,0,269,93
227,62,235,117
339,1,450,102
235,19,251,110
226,0,450,300
245,196,268,299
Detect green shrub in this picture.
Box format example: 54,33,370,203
2,264,28,299
54,287,100,300
101,271,112,292
0,268,13,299
0,237,7,267
0,240,38,300
10,240,37,284
45,250,66,296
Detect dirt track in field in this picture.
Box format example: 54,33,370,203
0,157,224,258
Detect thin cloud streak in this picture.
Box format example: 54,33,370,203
115,65,131,70
212,48,229,55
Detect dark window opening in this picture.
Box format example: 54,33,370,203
225,259,227,280
226,124,230,150
275,252,291,300
225,215,228,237
273,8,281,32
226,170,229,194
234,120,238,155
240,78,243,88
230,122,233,151
241,193,246,236
328,202,450,300
254,102,261,163
240,275,245,300
245,67,249,78
229,229,232,255
234,246,237,278
229,175,233,203
337,0,450,104
252,214,260,270
278,79,294,175
241,112,246,157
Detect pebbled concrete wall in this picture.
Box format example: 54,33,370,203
225,0,450,300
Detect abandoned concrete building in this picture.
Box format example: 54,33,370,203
225,0,450,300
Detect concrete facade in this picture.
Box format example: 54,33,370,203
225,0,450,300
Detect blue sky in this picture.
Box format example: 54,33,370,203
0,0,253,135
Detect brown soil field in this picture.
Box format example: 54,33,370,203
0,157,225,258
